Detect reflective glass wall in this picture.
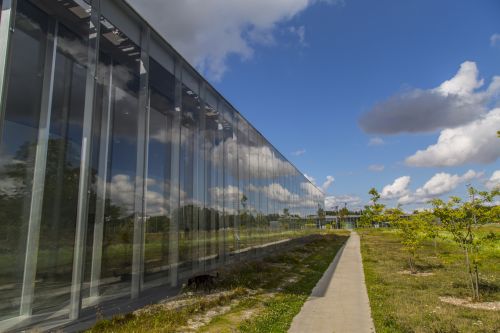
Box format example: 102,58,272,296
0,0,325,329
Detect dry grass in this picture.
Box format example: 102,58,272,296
87,231,350,333
360,226,500,333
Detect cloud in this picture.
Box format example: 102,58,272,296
127,0,339,80
302,174,332,193
491,33,500,47
368,137,385,146
321,175,335,192
485,170,500,190
405,108,500,167
288,25,306,46
301,181,319,194
212,138,297,178
291,148,306,156
398,170,482,205
381,176,411,200
368,164,385,172
359,61,500,134
304,173,316,184
324,195,362,210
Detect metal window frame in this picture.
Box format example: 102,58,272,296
19,19,59,317
0,0,14,143
70,0,101,320
131,25,150,299
167,55,183,288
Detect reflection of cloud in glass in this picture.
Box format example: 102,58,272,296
247,182,319,208
98,174,189,217
212,139,296,178
0,153,27,196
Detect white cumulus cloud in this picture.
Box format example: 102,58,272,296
359,61,500,134
304,173,316,184
406,108,500,167
321,175,335,192
324,195,362,210
127,0,339,80
398,170,482,205
485,170,500,190
381,176,411,200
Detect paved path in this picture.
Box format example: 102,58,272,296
288,232,375,333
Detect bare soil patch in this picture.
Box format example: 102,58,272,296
398,270,434,277
439,296,500,311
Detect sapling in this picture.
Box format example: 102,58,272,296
431,187,499,301
395,210,430,274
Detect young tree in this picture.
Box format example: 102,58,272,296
423,211,441,256
384,205,404,227
359,188,386,229
338,206,349,228
358,207,373,229
396,211,432,273
431,187,499,300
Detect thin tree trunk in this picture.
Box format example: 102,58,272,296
474,264,480,300
471,248,479,300
408,255,415,274
464,247,476,300
470,246,480,300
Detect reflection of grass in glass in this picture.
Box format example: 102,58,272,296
0,226,321,285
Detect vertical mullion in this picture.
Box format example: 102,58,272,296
0,0,15,141
234,114,240,259
131,26,150,299
217,101,224,266
20,20,58,317
69,0,100,320
198,82,207,272
89,58,112,299
168,57,182,287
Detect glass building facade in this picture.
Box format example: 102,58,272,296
0,0,325,329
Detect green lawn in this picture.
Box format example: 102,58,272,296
88,230,350,333
360,226,500,333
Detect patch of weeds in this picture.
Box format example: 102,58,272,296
87,232,349,333
237,234,348,332
361,229,500,333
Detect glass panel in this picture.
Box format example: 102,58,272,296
84,15,140,301
143,58,175,286
33,0,92,315
203,98,219,270
248,127,259,249
221,106,237,261
178,81,201,276
0,0,48,320
236,115,249,252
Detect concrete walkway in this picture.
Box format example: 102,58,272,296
288,232,375,333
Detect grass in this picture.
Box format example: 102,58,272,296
87,230,350,333
360,225,500,333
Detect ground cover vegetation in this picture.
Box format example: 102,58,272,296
87,230,349,333
359,186,500,332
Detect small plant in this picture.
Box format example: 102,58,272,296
395,211,432,273
431,187,499,300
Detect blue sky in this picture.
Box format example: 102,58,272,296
130,0,500,211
